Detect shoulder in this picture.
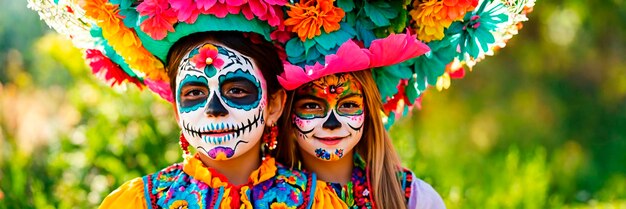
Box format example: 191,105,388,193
99,163,184,209
404,171,446,209
98,177,148,209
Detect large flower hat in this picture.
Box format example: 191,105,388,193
28,0,535,127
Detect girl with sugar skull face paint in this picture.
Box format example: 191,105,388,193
97,32,344,209
176,42,268,161
291,73,365,162
278,71,446,209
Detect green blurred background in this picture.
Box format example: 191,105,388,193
1,0,625,208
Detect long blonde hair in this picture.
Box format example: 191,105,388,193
277,70,407,209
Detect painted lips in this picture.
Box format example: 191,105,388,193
203,129,234,138
315,136,345,146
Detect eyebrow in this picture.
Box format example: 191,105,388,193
339,93,363,100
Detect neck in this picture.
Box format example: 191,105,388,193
301,149,354,185
197,141,262,185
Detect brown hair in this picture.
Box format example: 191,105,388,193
277,70,407,209
165,31,284,98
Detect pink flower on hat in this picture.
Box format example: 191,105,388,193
137,0,178,40
190,44,224,70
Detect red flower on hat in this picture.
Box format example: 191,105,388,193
85,49,143,88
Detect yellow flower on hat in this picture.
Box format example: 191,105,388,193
410,0,478,42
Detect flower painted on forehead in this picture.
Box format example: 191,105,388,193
190,44,224,70
317,74,345,95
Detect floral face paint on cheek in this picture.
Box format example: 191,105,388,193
292,73,365,161
176,43,267,160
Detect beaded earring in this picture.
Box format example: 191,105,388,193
179,133,190,155
261,122,278,159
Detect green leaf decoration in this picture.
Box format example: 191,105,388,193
388,0,409,33
355,17,377,47
315,43,338,55
364,1,399,27
412,38,458,91
313,23,356,50
337,0,355,13
305,47,322,64
372,62,413,101
286,37,305,58
405,76,421,103
110,0,139,28
288,53,307,64
303,39,316,54
390,8,409,33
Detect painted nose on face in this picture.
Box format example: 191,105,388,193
322,112,342,130
205,94,228,117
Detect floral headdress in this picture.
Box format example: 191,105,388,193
28,0,535,127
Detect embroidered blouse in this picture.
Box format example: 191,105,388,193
98,154,345,209
319,154,446,209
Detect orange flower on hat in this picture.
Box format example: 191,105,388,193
410,0,478,42
284,0,345,41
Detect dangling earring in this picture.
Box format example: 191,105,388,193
179,132,190,156
261,122,278,159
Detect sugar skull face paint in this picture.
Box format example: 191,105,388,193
176,43,266,160
292,73,364,161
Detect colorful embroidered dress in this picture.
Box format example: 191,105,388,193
321,154,445,209
99,154,317,209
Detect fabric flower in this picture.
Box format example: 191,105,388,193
366,31,430,68
170,0,201,23
382,80,409,115
190,44,224,69
447,0,509,61
284,0,345,41
137,0,178,40
241,0,287,27
144,77,174,102
81,0,168,84
278,39,369,90
193,0,286,28
85,49,143,88
278,33,429,90
409,0,478,42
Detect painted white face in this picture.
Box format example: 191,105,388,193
292,73,365,161
176,43,266,160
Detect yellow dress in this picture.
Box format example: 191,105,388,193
98,154,347,209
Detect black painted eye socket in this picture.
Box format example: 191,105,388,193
185,89,205,97
220,77,259,106
180,84,209,108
